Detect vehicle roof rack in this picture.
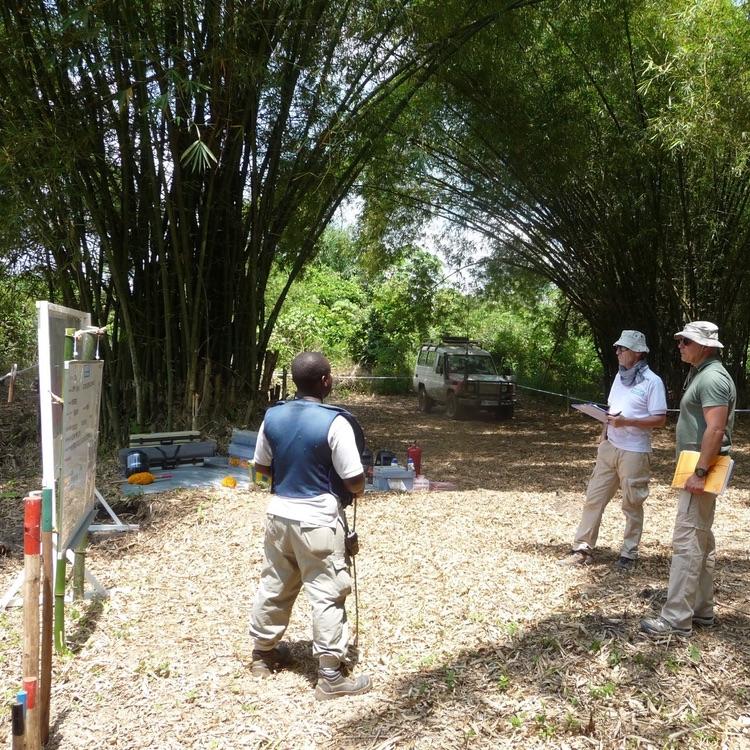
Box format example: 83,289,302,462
440,335,483,347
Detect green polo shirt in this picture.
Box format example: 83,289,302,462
675,357,736,456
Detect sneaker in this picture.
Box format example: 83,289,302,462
614,556,635,571
315,670,372,701
693,615,716,628
639,616,691,637
559,550,593,566
250,643,292,678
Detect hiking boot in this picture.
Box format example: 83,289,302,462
614,556,635,572
315,670,372,700
693,614,716,628
559,550,593,566
250,643,292,678
639,616,691,637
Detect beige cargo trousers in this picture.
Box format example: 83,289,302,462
572,439,651,559
660,489,716,630
249,512,352,661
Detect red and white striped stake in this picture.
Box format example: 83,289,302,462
23,496,41,750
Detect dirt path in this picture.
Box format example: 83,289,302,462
2,392,750,748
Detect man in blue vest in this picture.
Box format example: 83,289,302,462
248,351,372,699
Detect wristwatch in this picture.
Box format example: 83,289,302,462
694,466,708,478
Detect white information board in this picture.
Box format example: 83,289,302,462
37,302,92,515
58,360,104,550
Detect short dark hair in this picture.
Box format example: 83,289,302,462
291,351,331,393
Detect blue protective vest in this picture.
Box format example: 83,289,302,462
262,399,364,501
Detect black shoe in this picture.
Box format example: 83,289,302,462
250,643,292,677
693,615,715,628
315,670,372,700
614,556,635,571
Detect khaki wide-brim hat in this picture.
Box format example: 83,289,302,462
613,330,649,353
674,320,724,348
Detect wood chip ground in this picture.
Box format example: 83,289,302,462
2,388,750,749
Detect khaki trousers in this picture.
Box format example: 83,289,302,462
660,489,716,630
249,513,352,660
572,440,651,559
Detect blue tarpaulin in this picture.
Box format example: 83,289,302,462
121,457,250,495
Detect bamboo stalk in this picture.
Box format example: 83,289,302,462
23,496,42,750
55,330,74,654
72,331,92,600
72,533,88,601
53,553,67,655
40,487,53,746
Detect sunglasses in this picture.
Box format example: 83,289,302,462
676,338,695,347
614,345,630,352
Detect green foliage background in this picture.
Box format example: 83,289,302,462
264,229,604,400
0,270,46,375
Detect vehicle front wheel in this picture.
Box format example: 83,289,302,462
418,387,433,413
445,391,463,420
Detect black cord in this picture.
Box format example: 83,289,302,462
351,495,359,647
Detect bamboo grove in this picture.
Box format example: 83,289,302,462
0,0,539,436
364,0,750,401
2,0,749,434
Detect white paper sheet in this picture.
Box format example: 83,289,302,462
571,402,610,423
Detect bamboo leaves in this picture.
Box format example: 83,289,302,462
180,130,218,173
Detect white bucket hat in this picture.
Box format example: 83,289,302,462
613,330,649,353
674,321,723,349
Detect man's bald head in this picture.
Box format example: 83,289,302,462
291,352,332,398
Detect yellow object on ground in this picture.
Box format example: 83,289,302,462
221,475,238,488
250,462,272,490
127,471,156,485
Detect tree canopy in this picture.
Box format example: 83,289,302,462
361,0,750,400
0,0,538,434
2,0,749,421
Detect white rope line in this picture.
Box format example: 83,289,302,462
5,364,748,412
335,375,411,380
0,363,38,383
515,383,750,414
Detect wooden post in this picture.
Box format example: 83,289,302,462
7,363,17,403
40,488,53,745
23,495,42,750
23,677,38,749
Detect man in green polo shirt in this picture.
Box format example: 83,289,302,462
641,321,736,637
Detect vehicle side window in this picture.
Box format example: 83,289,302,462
418,348,428,366
426,351,436,367
436,354,444,374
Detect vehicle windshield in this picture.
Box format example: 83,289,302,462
446,354,497,375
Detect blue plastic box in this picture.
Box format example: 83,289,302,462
372,465,415,491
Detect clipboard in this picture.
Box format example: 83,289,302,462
671,451,734,495
571,403,609,424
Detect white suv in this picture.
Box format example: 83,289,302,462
413,337,516,419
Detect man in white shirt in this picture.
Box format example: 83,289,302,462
562,330,667,570
248,352,371,699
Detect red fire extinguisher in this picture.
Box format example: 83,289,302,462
407,441,422,475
